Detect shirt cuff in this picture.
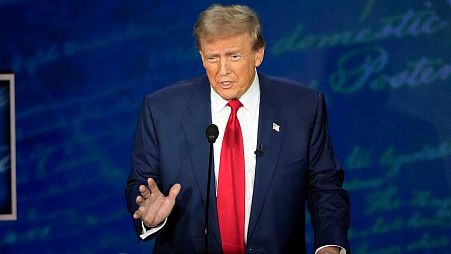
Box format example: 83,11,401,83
315,245,346,254
139,218,167,240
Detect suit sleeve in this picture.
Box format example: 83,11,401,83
306,93,351,253
125,96,162,239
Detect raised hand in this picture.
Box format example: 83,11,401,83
133,178,181,227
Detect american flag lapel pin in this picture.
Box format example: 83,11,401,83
272,122,280,132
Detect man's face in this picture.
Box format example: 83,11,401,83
199,33,265,101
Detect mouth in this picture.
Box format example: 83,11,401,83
219,81,233,89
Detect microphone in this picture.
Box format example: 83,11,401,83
205,124,219,143
204,124,218,253
254,144,264,155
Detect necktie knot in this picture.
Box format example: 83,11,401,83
227,99,243,115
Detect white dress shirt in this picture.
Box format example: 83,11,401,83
211,72,260,243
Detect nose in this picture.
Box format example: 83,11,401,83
218,57,230,76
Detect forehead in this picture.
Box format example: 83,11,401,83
201,33,252,53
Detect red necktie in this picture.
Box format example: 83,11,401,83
217,99,245,254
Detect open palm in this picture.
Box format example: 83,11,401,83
133,178,181,227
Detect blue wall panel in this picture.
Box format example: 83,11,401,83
0,0,450,253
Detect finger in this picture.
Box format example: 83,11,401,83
133,209,142,219
139,185,150,198
147,178,160,193
167,183,181,201
136,195,145,205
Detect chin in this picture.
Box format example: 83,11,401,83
220,96,234,101
216,91,237,101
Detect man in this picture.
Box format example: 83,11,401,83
126,4,350,254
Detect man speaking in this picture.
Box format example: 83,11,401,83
125,4,350,254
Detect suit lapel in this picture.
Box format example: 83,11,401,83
181,78,221,245
247,74,286,241
182,79,211,205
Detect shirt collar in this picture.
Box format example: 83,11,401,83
210,70,260,115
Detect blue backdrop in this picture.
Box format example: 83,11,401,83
1,0,450,253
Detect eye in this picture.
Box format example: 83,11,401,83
229,54,242,62
206,56,219,63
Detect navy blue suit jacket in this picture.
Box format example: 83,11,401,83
126,73,350,253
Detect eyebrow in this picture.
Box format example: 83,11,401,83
205,50,242,57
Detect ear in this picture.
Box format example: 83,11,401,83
254,46,265,67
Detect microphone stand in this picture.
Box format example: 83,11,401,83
204,124,218,254
204,140,214,254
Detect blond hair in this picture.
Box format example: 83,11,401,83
193,4,265,51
